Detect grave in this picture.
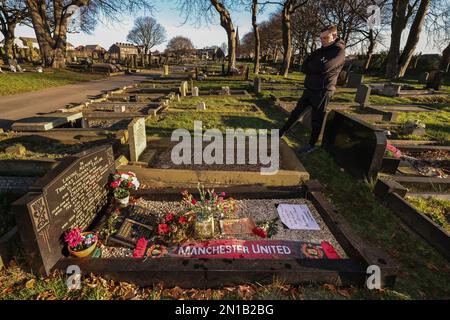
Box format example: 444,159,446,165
337,70,348,86
11,112,83,132
355,84,371,107
374,179,449,261
13,145,116,274
346,73,364,88
128,118,147,162
254,77,262,94
49,182,397,287
382,84,401,97
322,110,387,180
119,137,310,187
192,87,199,97
197,102,206,110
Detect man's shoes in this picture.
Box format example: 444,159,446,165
297,144,316,154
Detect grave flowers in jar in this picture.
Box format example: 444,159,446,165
110,171,140,207
181,184,237,238
64,228,98,258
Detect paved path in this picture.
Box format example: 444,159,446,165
0,71,160,129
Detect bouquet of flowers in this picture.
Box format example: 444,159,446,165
156,211,195,245
110,171,140,200
252,218,278,238
181,184,237,221
64,228,98,252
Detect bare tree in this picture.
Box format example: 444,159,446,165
385,0,431,79
166,35,194,62
25,0,154,68
127,16,166,67
175,0,240,73
0,0,28,65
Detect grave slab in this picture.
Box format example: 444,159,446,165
11,112,83,132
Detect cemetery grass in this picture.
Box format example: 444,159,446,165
405,196,450,233
0,69,105,96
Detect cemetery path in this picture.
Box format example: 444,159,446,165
0,72,159,129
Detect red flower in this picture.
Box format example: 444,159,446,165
165,213,174,222
252,227,267,238
178,216,187,224
158,223,170,235
220,192,226,197
191,199,197,205
133,237,148,258
127,181,133,188
110,181,120,188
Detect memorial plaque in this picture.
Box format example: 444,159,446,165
128,117,147,162
13,145,115,275
109,205,157,247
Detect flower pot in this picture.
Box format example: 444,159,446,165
68,232,98,258
115,195,130,207
195,216,215,238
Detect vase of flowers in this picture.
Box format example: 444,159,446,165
64,228,98,258
110,171,140,207
181,184,237,239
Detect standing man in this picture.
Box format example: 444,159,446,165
280,25,345,153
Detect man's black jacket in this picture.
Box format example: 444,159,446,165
302,38,346,91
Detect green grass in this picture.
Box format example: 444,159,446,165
0,69,105,96
405,196,450,233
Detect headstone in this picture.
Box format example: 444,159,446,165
426,70,443,90
180,81,187,97
355,84,371,107
197,102,206,110
322,110,387,180
346,73,364,88
402,120,426,136
114,105,126,113
176,94,180,102
128,117,147,162
418,72,429,84
13,145,116,275
245,66,250,80
190,79,194,92
192,87,199,97
163,65,169,76
382,84,401,97
337,70,348,86
254,77,261,94
36,67,43,73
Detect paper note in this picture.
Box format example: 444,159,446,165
276,204,320,230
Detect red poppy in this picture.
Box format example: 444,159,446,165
178,216,187,224
165,213,174,222
110,181,120,188
158,223,170,235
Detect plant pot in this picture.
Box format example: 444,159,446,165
195,216,215,238
68,232,98,258
115,195,130,207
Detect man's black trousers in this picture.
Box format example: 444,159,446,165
279,89,333,146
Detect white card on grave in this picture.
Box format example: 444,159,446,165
276,204,320,230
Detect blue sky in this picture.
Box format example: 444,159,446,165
11,1,442,54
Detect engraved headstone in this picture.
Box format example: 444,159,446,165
355,84,371,107
346,73,364,88
13,145,116,275
128,117,147,162
163,65,169,76
426,70,443,90
197,102,206,110
254,77,261,94
192,87,199,97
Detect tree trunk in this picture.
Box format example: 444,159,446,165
251,0,260,74
397,0,431,77
363,29,375,72
385,0,430,79
439,42,450,72
211,0,236,73
2,23,15,65
280,2,292,77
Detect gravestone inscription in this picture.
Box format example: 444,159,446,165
13,145,115,275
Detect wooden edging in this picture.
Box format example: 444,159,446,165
54,181,397,288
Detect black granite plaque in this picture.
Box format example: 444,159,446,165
322,110,387,180
13,145,116,275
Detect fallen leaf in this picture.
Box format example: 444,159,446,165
338,289,352,298
322,283,336,293
426,262,439,272
25,279,36,289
